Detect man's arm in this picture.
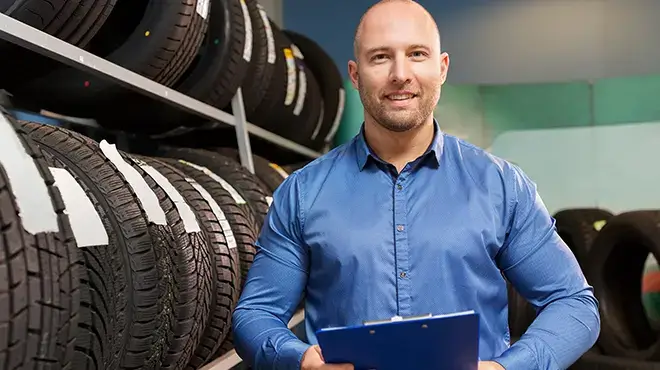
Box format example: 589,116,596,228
232,172,311,370
492,164,601,370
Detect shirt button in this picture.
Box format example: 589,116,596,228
400,271,407,278
397,225,404,232
396,184,403,190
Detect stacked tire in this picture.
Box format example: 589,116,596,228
506,207,660,368
1,98,297,368
1,0,345,152
576,211,660,368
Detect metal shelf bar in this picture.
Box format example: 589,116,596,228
201,309,306,370
230,88,255,174
0,13,322,161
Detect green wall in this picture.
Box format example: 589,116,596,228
337,73,660,149
335,74,660,215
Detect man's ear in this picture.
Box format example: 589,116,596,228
348,60,359,90
439,52,450,85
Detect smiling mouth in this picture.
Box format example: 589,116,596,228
385,93,417,101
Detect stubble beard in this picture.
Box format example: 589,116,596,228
358,82,440,133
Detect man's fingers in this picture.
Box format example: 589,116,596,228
326,364,354,370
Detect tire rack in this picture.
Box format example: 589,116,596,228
0,12,323,174
0,12,310,369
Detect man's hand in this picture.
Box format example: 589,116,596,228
301,345,354,370
478,360,505,370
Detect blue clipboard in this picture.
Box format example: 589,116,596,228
316,310,479,370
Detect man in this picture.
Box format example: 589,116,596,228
232,0,601,369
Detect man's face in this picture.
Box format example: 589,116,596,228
349,3,449,133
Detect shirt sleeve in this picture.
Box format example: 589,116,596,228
492,164,601,370
232,171,311,370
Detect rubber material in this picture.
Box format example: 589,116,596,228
215,147,287,194
136,157,221,370
173,0,251,110
17,0,210,112
587,211,660,361
160,148,271,227
161,157,259,287
284,30,345,149
554,208,613,267
241,1,276,116
0,111,79,370
22,122,175,370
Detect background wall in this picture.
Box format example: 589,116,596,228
281,0,660,216
282,0,660,84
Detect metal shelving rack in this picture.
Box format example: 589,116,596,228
0,13,324,174
0,11,310,369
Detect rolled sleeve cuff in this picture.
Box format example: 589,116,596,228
274,339,311,370
493,342,538,370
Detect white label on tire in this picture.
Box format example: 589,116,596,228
291,44,304,59
293,69,307,116
311,100,325,140
49,167,108,247
99,141,167,225
0,115,59,234
239,0,252,62
325,88,346,143
196,0,209,19
188,179,237,250
258,5,276,64
177,160,246,205
138,163,201,233
268,163,289,179
284,48,297,106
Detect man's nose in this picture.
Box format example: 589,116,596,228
390,56,413,84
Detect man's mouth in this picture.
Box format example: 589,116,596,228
385,92,417,101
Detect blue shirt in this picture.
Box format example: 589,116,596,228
232,121,600,370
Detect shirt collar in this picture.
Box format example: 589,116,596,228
355,119,444,171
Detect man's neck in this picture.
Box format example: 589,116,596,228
363,116,436,172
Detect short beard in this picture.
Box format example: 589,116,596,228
358,83,439,133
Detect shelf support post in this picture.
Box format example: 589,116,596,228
231,88,255,174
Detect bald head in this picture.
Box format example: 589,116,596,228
353,0,441,60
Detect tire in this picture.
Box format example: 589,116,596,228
507,283,537,339
586,211,660,360
246,19,289,132
133,157,228,369
172,0,251,110
101,148,212,370
570,351,660,369
241,1,276,117
283,30,346,150
55,0,117,49
285,42,325,148
1,0,70,31
0,108,78,370
159,148,271,227
282,161,309,174
17,0,210,113
553,208,613,268
161,157,259,287
250,23,323,146
215,147,288,194
21,122,176,370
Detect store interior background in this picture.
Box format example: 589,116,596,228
276,0,660,217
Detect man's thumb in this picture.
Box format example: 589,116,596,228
313,345,325,361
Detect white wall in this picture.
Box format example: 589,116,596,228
490,122,660,215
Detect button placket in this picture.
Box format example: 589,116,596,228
393,175,411,316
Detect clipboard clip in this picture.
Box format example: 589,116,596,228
363,313,433,326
